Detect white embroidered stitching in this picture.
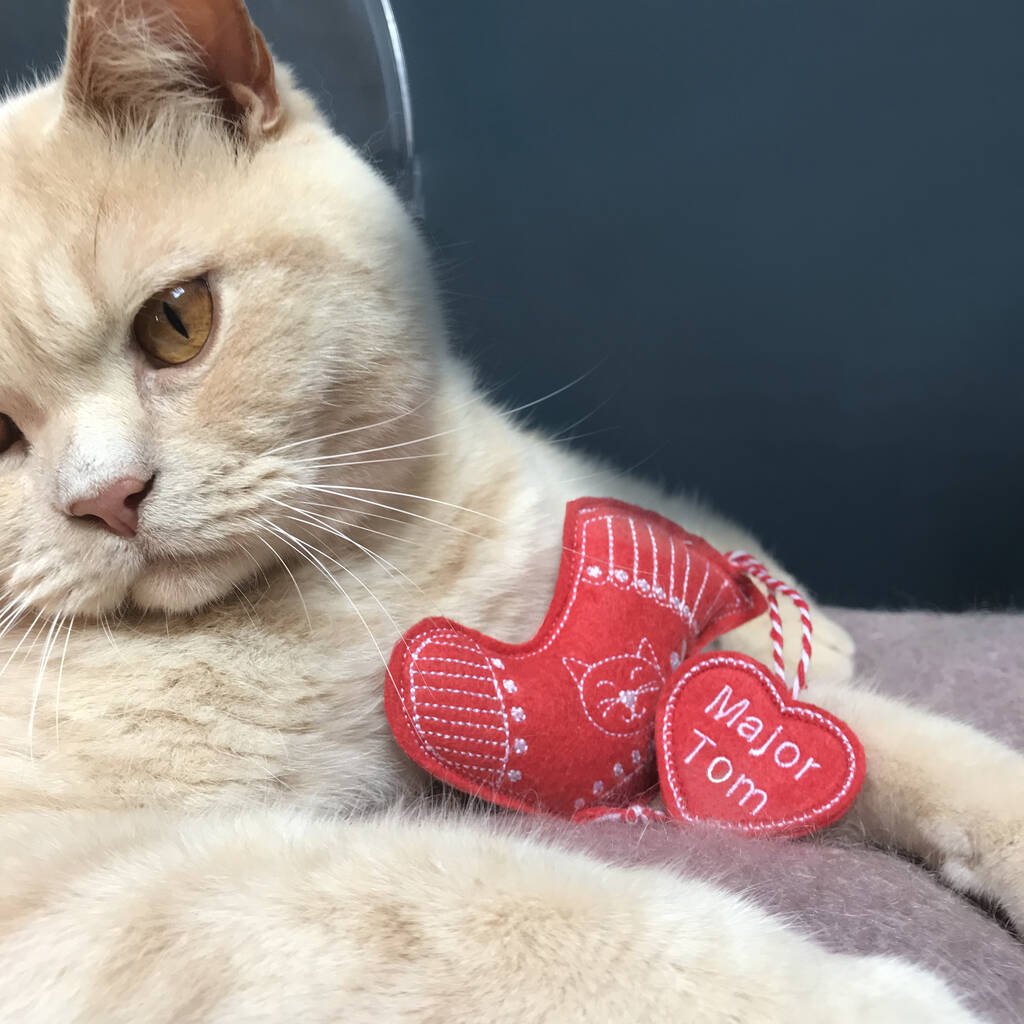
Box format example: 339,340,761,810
660,655,858,831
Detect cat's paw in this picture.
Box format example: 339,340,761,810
925,813,1024,936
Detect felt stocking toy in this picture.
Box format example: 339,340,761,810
385,498,864,837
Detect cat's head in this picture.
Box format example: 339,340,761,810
0,0,443,618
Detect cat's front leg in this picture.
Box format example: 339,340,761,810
0,810,980,1023
811,676,1024,931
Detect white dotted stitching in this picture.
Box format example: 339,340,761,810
427,746,505,763
416,701,504,715
417,669,496,684
417,715,506,735
420,656,500,671
405,630,511,785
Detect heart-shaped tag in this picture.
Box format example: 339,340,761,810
656,653,865,837
385,499,766,817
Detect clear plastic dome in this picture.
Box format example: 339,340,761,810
248,0,419,214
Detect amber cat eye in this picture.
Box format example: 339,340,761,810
0,415,22,454
133,278,214,366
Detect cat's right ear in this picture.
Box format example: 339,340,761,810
63,0,282,139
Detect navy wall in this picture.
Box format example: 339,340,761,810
389,0,1024,610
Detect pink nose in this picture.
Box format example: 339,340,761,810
69,476,154,538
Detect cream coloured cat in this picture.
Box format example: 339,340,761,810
0,2,1019,1021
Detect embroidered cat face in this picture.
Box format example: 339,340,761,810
0,0,441,616
563,638,665,736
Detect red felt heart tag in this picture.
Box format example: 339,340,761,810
385,499,766,817
656,653,865,837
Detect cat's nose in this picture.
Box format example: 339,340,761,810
68,475,155,538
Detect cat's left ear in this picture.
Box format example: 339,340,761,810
64,0,283,137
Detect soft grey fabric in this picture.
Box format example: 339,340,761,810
554,610,1024,1022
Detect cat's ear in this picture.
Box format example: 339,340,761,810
63,0,282,138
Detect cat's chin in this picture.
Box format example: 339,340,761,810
130,549,258,615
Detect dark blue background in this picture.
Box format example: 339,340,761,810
4,2,1023,609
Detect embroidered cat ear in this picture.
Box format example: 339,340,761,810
63,0,282,138
562,656,590,686
635,638,659,665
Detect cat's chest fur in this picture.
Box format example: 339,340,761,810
0,499,567,814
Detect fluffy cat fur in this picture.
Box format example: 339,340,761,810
0,2,1019,1020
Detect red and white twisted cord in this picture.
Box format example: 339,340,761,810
726,551,813,699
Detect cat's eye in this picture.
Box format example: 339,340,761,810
0,415,22,454
133,278,214,366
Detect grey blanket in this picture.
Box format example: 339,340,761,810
562,610,1024,1022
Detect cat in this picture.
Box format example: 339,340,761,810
0,1,1019,1020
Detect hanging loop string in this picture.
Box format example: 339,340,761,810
726,552,813,699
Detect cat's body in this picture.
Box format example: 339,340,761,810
0,3,1021,1021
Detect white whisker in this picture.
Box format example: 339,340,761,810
295,499,417,531
28,613,63,758
307,485,503,523
292,452,444,469
277,367,598,464
262,395,436,456
294,487,491,541
255,519,393,673
247,530,313,631
98,613,122,660
0,606,45,682
54,614,74,746
278,500,414,546
273,507,423,597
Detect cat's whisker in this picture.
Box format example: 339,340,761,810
257,518,404,639
307,485,504,524
0,599,30,643
254,519,394,674
294,486,491,541
293,499,418,531
259,513,411,611
28,612,63,759
281,367,599,465
0,606,46,684
228,574,261,630
289,427,462,466
245,528,313,631
550,396,612,442
553,426,618,447
233,539,272,593
261,394,437,456
98,613,127,662
274,511,398,580
263,495,409,576
274,508,423,598
54,614,75,746
561,444,664,485
292,452,444,469
278,500,415,546
261,375,511,458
